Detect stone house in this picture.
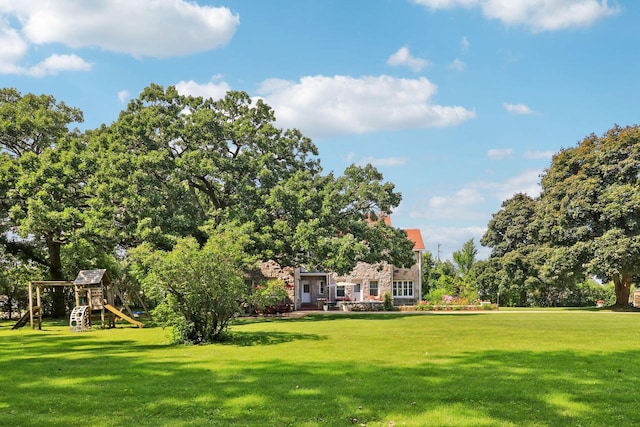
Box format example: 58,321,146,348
252,219,425,310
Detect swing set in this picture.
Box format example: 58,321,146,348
12,269,149,331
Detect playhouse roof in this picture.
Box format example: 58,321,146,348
73,269,110,286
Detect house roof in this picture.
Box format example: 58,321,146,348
366,214,424,251
405,229,425,251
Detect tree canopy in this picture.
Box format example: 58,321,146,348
0,88,106,315
90,84,415,274
482,125,640,307
536,125,640,306
1,84,416,322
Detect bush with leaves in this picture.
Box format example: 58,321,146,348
383,292,395,311
133,229,251,344
0,250,42,319
250,279,289,313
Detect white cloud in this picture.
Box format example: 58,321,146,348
0,25,93,77
419,225,490,261
258,74,476,139
487,148,513,160
387,46,429,72
411,168,541,221
358,156,409,167
0,20,28,74
496,169,542,200
408,167,544,260
410,188,486,221
26,54,92,77
175,79,231,101
117,90,130,104
524,150,555,160
503,102,535,115
430,188,484,208
413,0,618,32
0,0,239,67
476,169,543,200
449,58,466,71
460,36,471,52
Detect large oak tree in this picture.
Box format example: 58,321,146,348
536,125,640,306
0,89,97,316
94,84,415,273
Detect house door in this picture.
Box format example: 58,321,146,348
302,282,311,303
353,284,361,302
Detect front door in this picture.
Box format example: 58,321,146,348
353,284,361,302
302,282,311,303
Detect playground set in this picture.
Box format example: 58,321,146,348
12,269,147,331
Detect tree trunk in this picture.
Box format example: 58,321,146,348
7,296,13,320
519,288,527,306
613,273,632,307
46,237,67,317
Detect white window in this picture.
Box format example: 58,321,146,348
319,280,325,295
369,281,379,297
392,281,414,298
336,285,345,298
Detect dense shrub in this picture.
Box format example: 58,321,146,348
133,230,250,344
251,279,289,313
383,292,395,311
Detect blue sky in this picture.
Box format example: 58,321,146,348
1,0,638,261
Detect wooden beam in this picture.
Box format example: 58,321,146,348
29,281,74,286
36,285,42,330
28,282,33,329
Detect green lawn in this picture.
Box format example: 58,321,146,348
2,311,640,426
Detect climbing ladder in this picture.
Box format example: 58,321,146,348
69,305,91,332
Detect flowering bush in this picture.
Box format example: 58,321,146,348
442,294,454,304
415,300,433,311
412,297,497,311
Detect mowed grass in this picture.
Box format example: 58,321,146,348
2,311,640,426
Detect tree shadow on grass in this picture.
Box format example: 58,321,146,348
2,340,640,426
293,312,431,321
226,330,326,346
5,316,640,426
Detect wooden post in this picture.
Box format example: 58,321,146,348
28,282,34,329
74,285,80,308
135,291,153,321
36,285,42,330
86,288,91,327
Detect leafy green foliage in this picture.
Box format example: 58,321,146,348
133,230,251,344
250,279,289,312
0,89,117,316
421,251,481,304
536,125,640,306
420,250,435,296
0,248,43,319
1,84,417,322
93,84,414,274
452,239,477,278
383,292,395,311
